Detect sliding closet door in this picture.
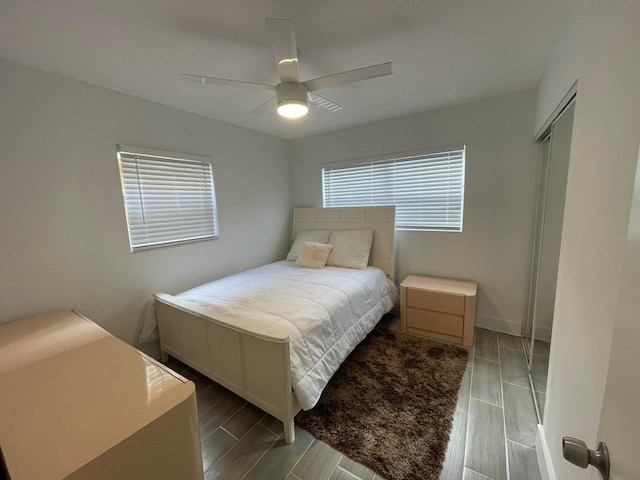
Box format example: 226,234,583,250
525,136,551,343
527,102,575,421
534,103,574,348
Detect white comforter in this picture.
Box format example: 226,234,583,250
176,260,398,410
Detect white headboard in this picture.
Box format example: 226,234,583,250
292,206,396,281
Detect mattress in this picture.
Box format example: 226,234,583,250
175,260,398,410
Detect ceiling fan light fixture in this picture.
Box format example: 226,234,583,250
276,82,308,119
183,19,392,120
277,100,308,118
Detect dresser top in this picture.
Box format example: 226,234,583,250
0,309,194,480
401,274,477,296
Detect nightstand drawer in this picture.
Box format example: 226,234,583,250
406,288,465,315
406,307,464,337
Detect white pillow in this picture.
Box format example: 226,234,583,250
295,242,333,269
286,230,332,260
326,229,374,270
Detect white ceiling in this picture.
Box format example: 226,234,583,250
0,1,572,140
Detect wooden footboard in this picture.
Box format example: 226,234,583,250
153,293,300,444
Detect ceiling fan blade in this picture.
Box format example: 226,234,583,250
247,96,276,116
265,18,300,83
182,73,274,92
304,62,393,92
308,92,344,113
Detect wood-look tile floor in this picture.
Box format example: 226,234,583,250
164,319,542,480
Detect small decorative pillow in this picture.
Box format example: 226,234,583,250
295,242,333,269
326,229,374,270
286,230,332,261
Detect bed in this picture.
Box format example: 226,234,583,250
153,206,397,444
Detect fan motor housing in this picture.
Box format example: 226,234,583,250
275,82,308,107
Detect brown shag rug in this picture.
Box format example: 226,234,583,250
296,327,468,480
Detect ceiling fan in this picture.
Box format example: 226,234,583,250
183,18,393,119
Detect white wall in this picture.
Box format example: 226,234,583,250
0,59,291,356
535,1,640,479
597,142,640,479
290,89,540,335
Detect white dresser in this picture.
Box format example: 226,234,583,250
0,310,203,480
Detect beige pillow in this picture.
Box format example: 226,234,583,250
326,229,374,270
286,230,332,260
295,242,333,269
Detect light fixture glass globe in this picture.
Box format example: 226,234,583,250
277,101,309,119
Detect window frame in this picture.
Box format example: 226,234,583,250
117,144,219,252
322,145,466,232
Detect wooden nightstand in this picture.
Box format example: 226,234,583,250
400,275,477,346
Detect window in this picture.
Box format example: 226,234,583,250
322,147,465,231
117,145,219,252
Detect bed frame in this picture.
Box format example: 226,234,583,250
154,206,395,444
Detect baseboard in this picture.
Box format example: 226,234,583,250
535,325,552,343
475,315,522,336
537,424,556,480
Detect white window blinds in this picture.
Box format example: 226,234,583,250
117,146,218,251
323,147,465,231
